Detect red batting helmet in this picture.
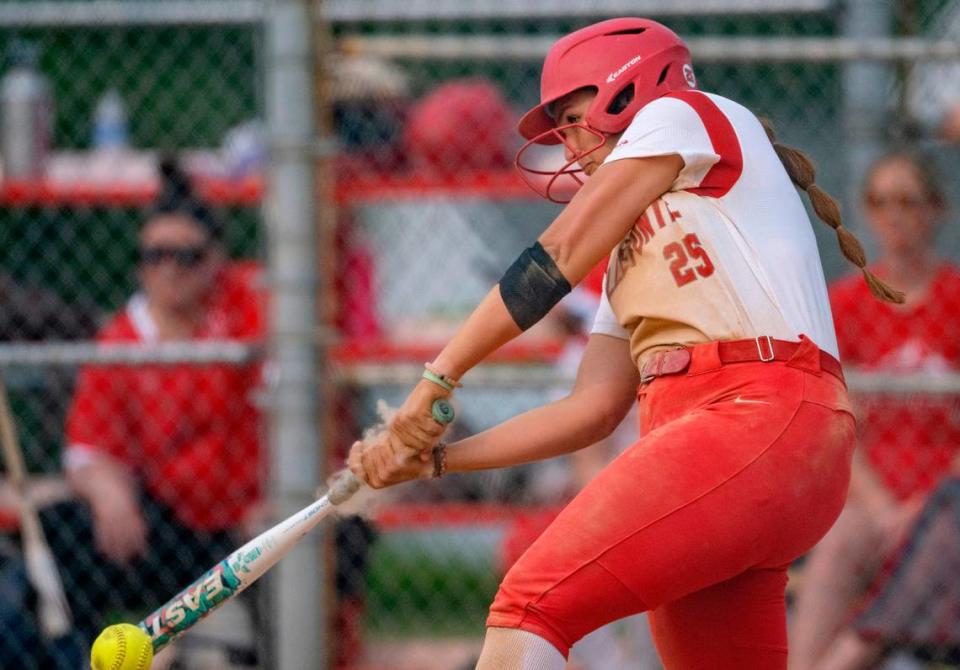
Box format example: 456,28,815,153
516,18,695,201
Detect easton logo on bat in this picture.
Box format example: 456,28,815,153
143,560,242,647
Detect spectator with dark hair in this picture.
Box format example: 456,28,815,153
40,158,265,667
789,151,960,670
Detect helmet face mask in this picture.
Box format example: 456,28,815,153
516,18,695,201
515,122,607,204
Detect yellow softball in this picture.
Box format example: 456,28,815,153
90,623,154,670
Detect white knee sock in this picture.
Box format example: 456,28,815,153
475,627,566,670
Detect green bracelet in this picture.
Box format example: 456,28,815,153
422,369,455,392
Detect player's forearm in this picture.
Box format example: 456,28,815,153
445,394,622,472
432,287,523,380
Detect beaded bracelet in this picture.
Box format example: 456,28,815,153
422,363,463,391
432,443,447,478
422,369,455,392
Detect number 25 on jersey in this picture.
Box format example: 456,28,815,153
663,234,715,287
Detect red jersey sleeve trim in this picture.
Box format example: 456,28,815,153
665,90,744,197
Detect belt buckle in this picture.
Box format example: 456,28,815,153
755,335,775,362
639,356,659,384
640,348,690,383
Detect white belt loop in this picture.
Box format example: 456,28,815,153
756,335,775,362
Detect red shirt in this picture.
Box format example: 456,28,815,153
829,264,960,500
66,262,264,530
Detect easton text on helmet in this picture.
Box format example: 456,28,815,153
606,55,644,84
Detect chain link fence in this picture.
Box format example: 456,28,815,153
0,4,272,669
0,1,959,669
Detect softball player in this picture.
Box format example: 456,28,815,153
349,18,903,669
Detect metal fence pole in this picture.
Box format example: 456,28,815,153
842,0,895,240
265,0,325,668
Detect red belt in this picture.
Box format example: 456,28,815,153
639,336,844,384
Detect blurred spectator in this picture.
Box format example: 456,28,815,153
331,46,411,179
403,79,516,176
41,158,264,667
0,280,97,668
789,151,960,670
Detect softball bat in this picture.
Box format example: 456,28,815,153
134,398,454,655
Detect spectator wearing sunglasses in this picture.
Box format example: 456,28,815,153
43,158,265,666
789,152,960,670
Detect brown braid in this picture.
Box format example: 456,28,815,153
760,118,905,304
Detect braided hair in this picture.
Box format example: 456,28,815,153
761,119,905,304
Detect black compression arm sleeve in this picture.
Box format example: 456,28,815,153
498,242,572,331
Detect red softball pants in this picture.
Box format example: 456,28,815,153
487,336,856,669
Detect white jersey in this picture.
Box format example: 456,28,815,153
589,90,839,366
